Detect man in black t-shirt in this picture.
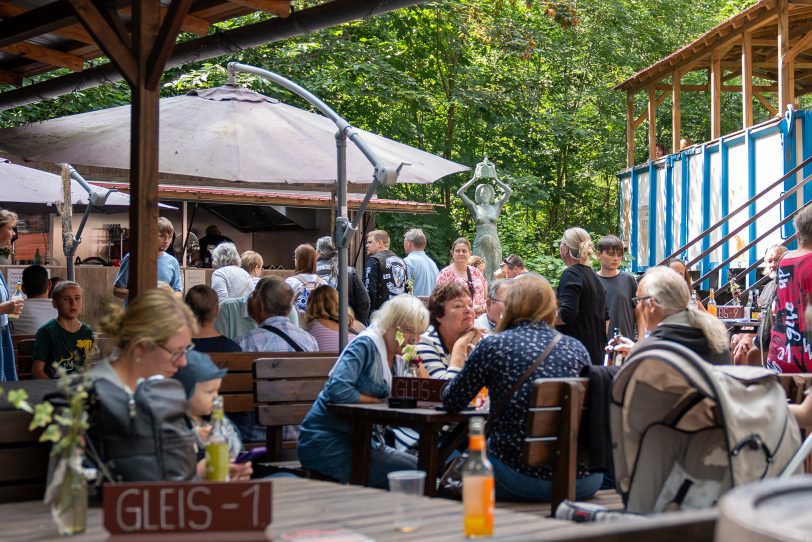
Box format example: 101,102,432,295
198,225,233,268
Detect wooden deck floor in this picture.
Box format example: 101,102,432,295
495,489,625,517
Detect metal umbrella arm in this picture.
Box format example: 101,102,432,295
227,62,405,349
61,164,116,280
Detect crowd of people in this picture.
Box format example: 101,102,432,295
1,202,810,504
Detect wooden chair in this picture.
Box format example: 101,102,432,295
776,373,812,404
0,380,58,503
253,355,337,465
523,377,589,514
15,338,35,380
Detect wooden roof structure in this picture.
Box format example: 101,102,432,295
616,0,812,167
0,0,429,299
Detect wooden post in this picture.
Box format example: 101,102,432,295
627,92,635,167
742,31,753,128
778,0,790,114
711,52,722,140
129,0,162,301
648,84,657,160
672,70,682,153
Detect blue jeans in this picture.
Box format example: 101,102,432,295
490,455,603,502
302,440,418,489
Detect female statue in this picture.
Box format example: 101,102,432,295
457,159,512,282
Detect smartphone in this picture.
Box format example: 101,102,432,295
235,446,267,464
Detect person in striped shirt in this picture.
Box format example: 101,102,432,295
392,281,483,452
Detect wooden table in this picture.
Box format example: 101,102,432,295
328,403,483,497
2,477,578,542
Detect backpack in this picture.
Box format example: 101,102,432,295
292,274,327,326
610,341,801,514
84,375,197,483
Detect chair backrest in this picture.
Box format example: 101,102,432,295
776,373,812,404
523,377,589,513
15,338,35,380
253,356,338,460
0,380,58,503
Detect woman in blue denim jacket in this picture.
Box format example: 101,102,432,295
297,294,429,488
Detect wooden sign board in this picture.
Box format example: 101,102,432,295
392,377,446,404
104,480,271,539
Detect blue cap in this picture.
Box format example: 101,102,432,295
172,350,228,399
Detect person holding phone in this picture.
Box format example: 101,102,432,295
173,350,252,480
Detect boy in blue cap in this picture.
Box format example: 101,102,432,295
173,350,251,480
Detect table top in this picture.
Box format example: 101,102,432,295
2,477,577,542
328,402,487,424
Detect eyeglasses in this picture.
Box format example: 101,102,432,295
158,343,195,362
632,295,653,305
489,297,507,304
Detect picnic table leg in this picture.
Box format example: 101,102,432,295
417,426,440,497
349,420,373,487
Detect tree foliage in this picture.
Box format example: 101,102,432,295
0,0,758,274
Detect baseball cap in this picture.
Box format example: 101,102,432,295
172,350,228,399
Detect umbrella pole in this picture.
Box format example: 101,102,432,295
228,62,403,352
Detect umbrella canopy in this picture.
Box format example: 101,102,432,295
0,159,143,211
0,85,468,185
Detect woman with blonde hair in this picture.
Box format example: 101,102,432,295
298,294,429,488
556,227,607,365
305,285,361,352
240,250,264,281
443,276,601,501
0,209,22,380
86,289,251,481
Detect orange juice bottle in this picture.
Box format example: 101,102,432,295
463,417,494,538
707,288,718,317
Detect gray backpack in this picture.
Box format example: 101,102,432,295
610,341,801,514
85,376,197,482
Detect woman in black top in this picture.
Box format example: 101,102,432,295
184,285,242,353
442,275,602,501
555,228,607,364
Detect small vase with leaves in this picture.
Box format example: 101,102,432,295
1,368,95,536
396,328,424,378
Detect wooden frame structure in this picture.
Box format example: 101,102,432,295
0,0,429,300
616,0,812,166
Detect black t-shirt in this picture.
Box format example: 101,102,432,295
597,272,638,339
198,234,233,267
192,335,242,354
556,264,608,365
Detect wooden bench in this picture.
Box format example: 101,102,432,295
523,377,590,514
0,380,57,503
253,355,337,464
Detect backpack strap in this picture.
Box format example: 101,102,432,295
466,266,475,299
261,325,304,352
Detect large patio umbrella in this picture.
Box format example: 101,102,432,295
0,85,468,185
0,158,136,211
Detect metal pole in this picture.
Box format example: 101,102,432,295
227,62,404,351
336,132,349,350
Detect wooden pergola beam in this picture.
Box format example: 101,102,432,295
226,0,290,18
648,84,657,160
711,49,722,139
0,67,22,85
778,0,792,112
1,41,84,71
0,3,95,45
68,0,137,85
627,92,635,167
655,83,778,92
754,89,778,115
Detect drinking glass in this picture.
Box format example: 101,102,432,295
387,470,426,532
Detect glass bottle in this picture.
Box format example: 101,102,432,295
205,395,230,481
7,282,22,320
691,288,698,307
603,327,619,367
744,290,754,320
463,417,494,538
707,288,718,317
33,248,41,265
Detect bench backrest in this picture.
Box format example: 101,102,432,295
253,356,337,461
209,351,336,414
523,377,589,513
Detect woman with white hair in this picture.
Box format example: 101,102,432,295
615,266,731,364
555,227,607,365
297,294,429,488
210,242,253,302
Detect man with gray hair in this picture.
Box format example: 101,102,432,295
403,228,439,297
475,278,513,334
236,277,318,353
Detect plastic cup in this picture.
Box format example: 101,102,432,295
387,470,426,532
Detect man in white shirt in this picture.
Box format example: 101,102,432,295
11,265,57,335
